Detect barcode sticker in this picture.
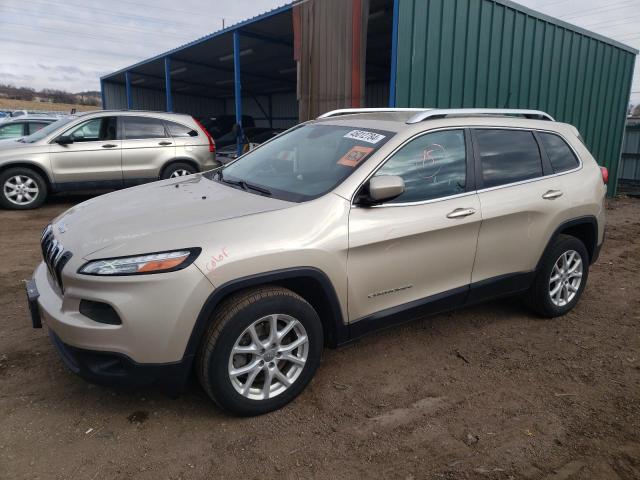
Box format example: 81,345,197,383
343,130,386,144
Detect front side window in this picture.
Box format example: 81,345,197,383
538,132,579,173
28,122,50,135
67,117,117,142
0,123,25,139
475,129,543,188
123,116,168,140
372,129,467,203
216,124,394,202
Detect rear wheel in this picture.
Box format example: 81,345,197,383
161,162,197,180
0,167,47,210
197,286,323,416
525,234,589,317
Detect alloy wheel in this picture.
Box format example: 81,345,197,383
549,249,583,307
228,314,309,401
170,169,191,178
4,175,39,206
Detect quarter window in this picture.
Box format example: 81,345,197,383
538,132,579,173
165,121,197,137
372,129,467,203
475,129,543,188
67,117,117,142
123,116,168,140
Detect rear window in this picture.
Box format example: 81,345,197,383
165,121,197,137
538,132,579,173
123,116,168,140
475,129,543,188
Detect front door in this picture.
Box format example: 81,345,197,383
49,116,122,188
347,128,481,322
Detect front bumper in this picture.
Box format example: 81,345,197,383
30,259,214,364
47,329,189,394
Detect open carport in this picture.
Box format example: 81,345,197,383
101,0,637,195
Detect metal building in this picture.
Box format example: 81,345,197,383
101,0,637,195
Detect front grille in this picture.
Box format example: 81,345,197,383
41,224,72,292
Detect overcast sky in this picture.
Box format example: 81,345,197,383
1,0,638,104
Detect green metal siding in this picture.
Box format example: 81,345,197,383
394,0,637,196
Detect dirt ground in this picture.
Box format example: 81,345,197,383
1,195,639,480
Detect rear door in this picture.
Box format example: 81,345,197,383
470,128,570,291
49,116,122,187
121,116,176,184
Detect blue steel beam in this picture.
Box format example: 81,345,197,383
125,71,133,109
234,30,243,156
100,79,106,109
238,30,293,47
164,57,173,112
388,0,400,107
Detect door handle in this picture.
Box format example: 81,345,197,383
446,207,476,219
158,141,172,146
542,190,563,200
101,144,117,148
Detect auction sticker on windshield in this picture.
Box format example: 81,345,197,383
337,145,375,167
343,130,386,144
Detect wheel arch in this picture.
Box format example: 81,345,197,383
183,267,348,364
159,158,200,178
0,161,53,188
537,216,599,269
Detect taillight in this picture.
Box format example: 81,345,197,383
192,117,216,153
600,166,608,185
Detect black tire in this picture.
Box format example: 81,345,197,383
525,234,589,318
160,162,197,180
0,167,48,210
197,286,323,416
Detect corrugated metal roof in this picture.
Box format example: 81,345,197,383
101,1,294,81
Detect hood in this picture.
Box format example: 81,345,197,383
51,173,294,257
0,139,46,154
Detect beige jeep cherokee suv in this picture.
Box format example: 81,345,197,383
26,108,606,416
0,110,218,209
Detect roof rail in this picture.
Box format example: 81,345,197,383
318,108,431,119
406,108,555,124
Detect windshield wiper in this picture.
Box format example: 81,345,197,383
215,170,272,196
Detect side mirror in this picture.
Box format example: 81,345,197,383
361,175,405,205
55,135,73,145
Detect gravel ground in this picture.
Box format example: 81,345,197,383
1,195,639,480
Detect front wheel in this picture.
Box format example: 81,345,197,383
0,167,48,210
525,234,589,317
197,286,323,416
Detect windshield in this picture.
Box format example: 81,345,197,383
22,117,75,143
213,123,394,202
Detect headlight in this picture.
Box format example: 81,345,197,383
78,248,200,276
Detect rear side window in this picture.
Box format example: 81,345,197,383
165,121,197,137
123,116,168,140
538,132,579,173
475,129,543,188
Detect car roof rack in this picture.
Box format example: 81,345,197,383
317,108,430,119
406,108,555,123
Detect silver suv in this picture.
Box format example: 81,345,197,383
0,110,218,209
26,108,607,415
